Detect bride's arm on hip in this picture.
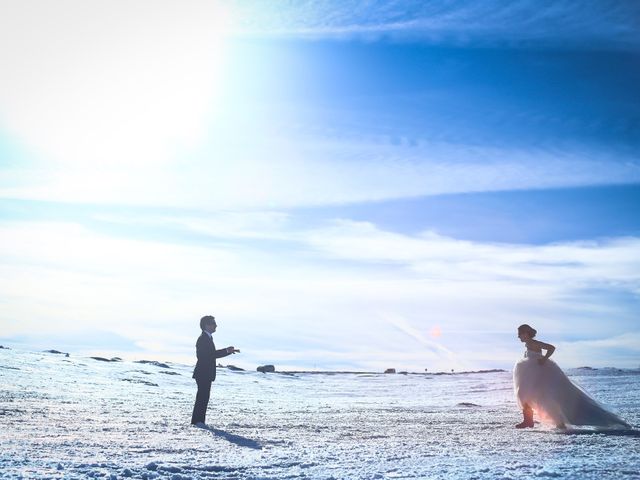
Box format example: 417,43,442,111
531,339,556,364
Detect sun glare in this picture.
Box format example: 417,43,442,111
0,1,234,203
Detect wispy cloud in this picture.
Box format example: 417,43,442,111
1,216,638,370
226,0,640,49
3,132,638,208
383,312,453,356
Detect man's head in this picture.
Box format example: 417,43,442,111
200,315,217,333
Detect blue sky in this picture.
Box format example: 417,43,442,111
1,1,639,371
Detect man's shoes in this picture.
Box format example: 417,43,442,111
192,422,208,429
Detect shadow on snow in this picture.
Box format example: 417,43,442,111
203,426,263,449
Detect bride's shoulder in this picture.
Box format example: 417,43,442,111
525,339,543,351
533,338,555,349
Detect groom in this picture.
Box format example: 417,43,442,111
191,315,239,426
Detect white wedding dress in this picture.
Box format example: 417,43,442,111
513,349,629,428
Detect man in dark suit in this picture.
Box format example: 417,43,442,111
191,315,239,426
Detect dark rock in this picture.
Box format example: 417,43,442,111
121,378,158,387
90,356,122,362
135,360,171,369
159,371,180,376
226,365,245,371
458,402,481,407
0,407,26,415
0,345,10,350
44,349,68,355
577,366,597,370
257,365,276,373
464,369,506,374
384,368,396,374
158,465,181,473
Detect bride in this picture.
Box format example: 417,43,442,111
513,324,630,429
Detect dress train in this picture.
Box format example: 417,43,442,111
513,350,629,428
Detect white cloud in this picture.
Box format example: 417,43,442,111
94,210,294,241
1,217,638,370
304,219,640,287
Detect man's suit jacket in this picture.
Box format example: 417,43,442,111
192,332,232,381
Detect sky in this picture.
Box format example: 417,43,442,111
1,0,639,372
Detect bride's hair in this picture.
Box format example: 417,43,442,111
518,324,537,338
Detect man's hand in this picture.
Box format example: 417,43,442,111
226,346,240,354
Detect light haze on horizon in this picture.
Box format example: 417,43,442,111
1,0,639,371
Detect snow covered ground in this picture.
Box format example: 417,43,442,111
1,347,639,479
